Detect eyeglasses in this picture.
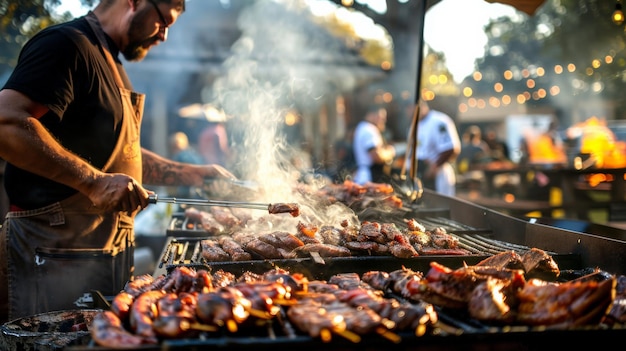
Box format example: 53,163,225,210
147,0,169,30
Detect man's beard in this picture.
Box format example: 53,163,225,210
122,41,149,62
121,16,155,62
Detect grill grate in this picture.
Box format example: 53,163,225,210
159,214,564,274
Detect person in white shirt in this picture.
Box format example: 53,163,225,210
352,106,396,185
408,100,461,196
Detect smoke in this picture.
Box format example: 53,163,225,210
210,0,360,228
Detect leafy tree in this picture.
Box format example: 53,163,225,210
0,0,95,78
465,0,626,120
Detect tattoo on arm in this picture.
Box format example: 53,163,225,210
142,151,189,186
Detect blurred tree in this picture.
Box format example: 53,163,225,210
465,0,626,120
0,0,95,78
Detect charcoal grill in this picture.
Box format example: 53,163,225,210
64,189,626,351
156,188,609,278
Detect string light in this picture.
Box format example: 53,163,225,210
613,1,624,25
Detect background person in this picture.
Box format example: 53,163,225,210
198,107,232,168
457,125,490,174
352,106,396,185
408,100,461,196
0,0,236,323
168,131,205,197
483,126,511,162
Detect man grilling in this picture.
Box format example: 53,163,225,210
0,0,236,323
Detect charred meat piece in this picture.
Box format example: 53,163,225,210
344,241,389,256
387,229,419,258
388,241,419,258
318,225,343,246
329,272,380,292
258,231,305,251
604,274,626,324
422,262,526,310
292,243,352,258
521,248,560,281
358,221,387,244
200,239,231,262
212,269,236,288
233,281,290,317
263,268,309,293
335,288,437,332
209,206,243,227
405,218,426,233
384,267,425,299
287,300,383,340
380,223,403,242
110,292,135,321
195,287,252,328
360,271,391,291
184,207,225,235
244,238,284,259
429,227,460,249
516,276,615,328
467,277,518,324
476,251,525,270
152,292,199,338
217,236,252,261
161,266,208,293
90,311,152,348
295,232,323,245
286,301,347,338
306,280,341,294
268,202,300,217
129,290,167,341
297,221,319,238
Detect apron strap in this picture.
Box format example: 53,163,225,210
85,11,126,89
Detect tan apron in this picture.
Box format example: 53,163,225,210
0,12,144,321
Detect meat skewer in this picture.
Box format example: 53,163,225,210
149,194,300,216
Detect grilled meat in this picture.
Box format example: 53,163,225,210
195,287,252,328
243,237,284,259
91,311,151,348
476,251,525,270
217,236,252,261
468,277,518,323
258,231,305,251
129,290,167,341
184,207,225,235
200,239,231,262
268,202,300,217
516,275,615,328
152,292,199,338
420,262,526,310
212,269,236,288
292,243,352,257
521,247,560,281
209,206,243,227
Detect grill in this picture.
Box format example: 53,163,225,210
62,189,626,350
156,217,582,279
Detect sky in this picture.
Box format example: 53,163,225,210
55,0,517,83
424,0,518,82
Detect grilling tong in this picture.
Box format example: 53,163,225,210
148,194,300,217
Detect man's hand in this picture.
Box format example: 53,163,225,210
87,173,150,214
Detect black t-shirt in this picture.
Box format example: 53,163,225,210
2,16,131,209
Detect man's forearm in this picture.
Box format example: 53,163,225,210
0,116,99,194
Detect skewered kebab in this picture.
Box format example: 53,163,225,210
90,252,624,348
150,193,300,216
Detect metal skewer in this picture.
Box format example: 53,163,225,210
148,194,272,211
